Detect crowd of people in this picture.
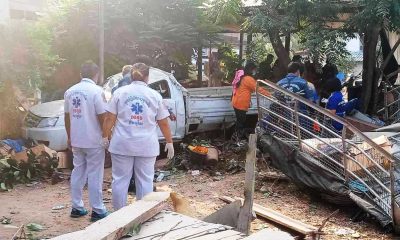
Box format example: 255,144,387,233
231,56,360,137
64,61,174,221
63,55,358,221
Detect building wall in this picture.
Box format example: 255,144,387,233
0,0,46,22
0,0,10,23
9,0,46,12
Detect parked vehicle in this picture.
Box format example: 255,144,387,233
23,67,257,151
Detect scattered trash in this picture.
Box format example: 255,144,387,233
352,232,361,238
1,216,11,224
212,176,224,181
51,205,66,210
26,181,39,187
349,180,369,193
263,192,270,198
26,223,44,232
259,185,269,194
191,170,200,176
3,224,18,229
154,171,171,182
156,173,165,182
0,143,58,190
1,139,24,153
335,228,355,236
188,145,208,154
226,159,245,174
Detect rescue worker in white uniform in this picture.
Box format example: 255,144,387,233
64,61,109,221
103,63,174,210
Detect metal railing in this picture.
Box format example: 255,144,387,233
256,79,399,227
378,83,400,123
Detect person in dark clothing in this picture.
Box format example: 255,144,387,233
112,65,133,94
258,54,274,80
326,79,360,131
319,60,341,108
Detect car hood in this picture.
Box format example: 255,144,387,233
30,100,65,118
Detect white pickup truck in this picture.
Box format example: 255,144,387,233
22,67,257,151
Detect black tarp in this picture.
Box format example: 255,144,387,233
258,133,393,228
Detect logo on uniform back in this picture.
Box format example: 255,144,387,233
129,102,144,126
72,97,81,108
131,103,143,114
72,97,82,119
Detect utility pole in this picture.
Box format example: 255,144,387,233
99,0,105,84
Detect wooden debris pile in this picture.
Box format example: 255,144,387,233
0,143,58,191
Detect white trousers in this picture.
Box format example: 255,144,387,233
111,154,156,210
71,147,106,214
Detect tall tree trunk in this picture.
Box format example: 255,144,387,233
246,33,253,59
197,45,203,87
268,28,290,80
285,32,291,53
239,32,244,61
361,25,381,114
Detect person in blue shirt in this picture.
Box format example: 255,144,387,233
326,80,359,131
277,62,314,101
273,62,315,135
112,65,133,94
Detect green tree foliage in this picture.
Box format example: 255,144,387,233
346,0,400,32
244,0,350,70
343,0,400,113
0,21,60,90
205,0,243,25
217,43,242,81
246,35,274,64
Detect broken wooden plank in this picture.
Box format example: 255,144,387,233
243,229,294,240
51,192,170,240
220,196,318,236
237,134,257,235
126,210,244,240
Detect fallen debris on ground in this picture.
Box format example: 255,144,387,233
220,196,319,239
0,142,58,191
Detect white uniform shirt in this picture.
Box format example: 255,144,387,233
107,81,169,157
64,78,106,148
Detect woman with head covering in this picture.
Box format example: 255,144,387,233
231,62,271,139
102,63,174,210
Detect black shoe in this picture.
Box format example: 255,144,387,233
90,211,109,222
70,208,88,218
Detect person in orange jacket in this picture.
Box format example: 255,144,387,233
232,62,271,139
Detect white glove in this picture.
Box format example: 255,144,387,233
164,143,174,160
101,137,110,149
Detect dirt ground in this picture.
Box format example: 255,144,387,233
0,164,397,240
